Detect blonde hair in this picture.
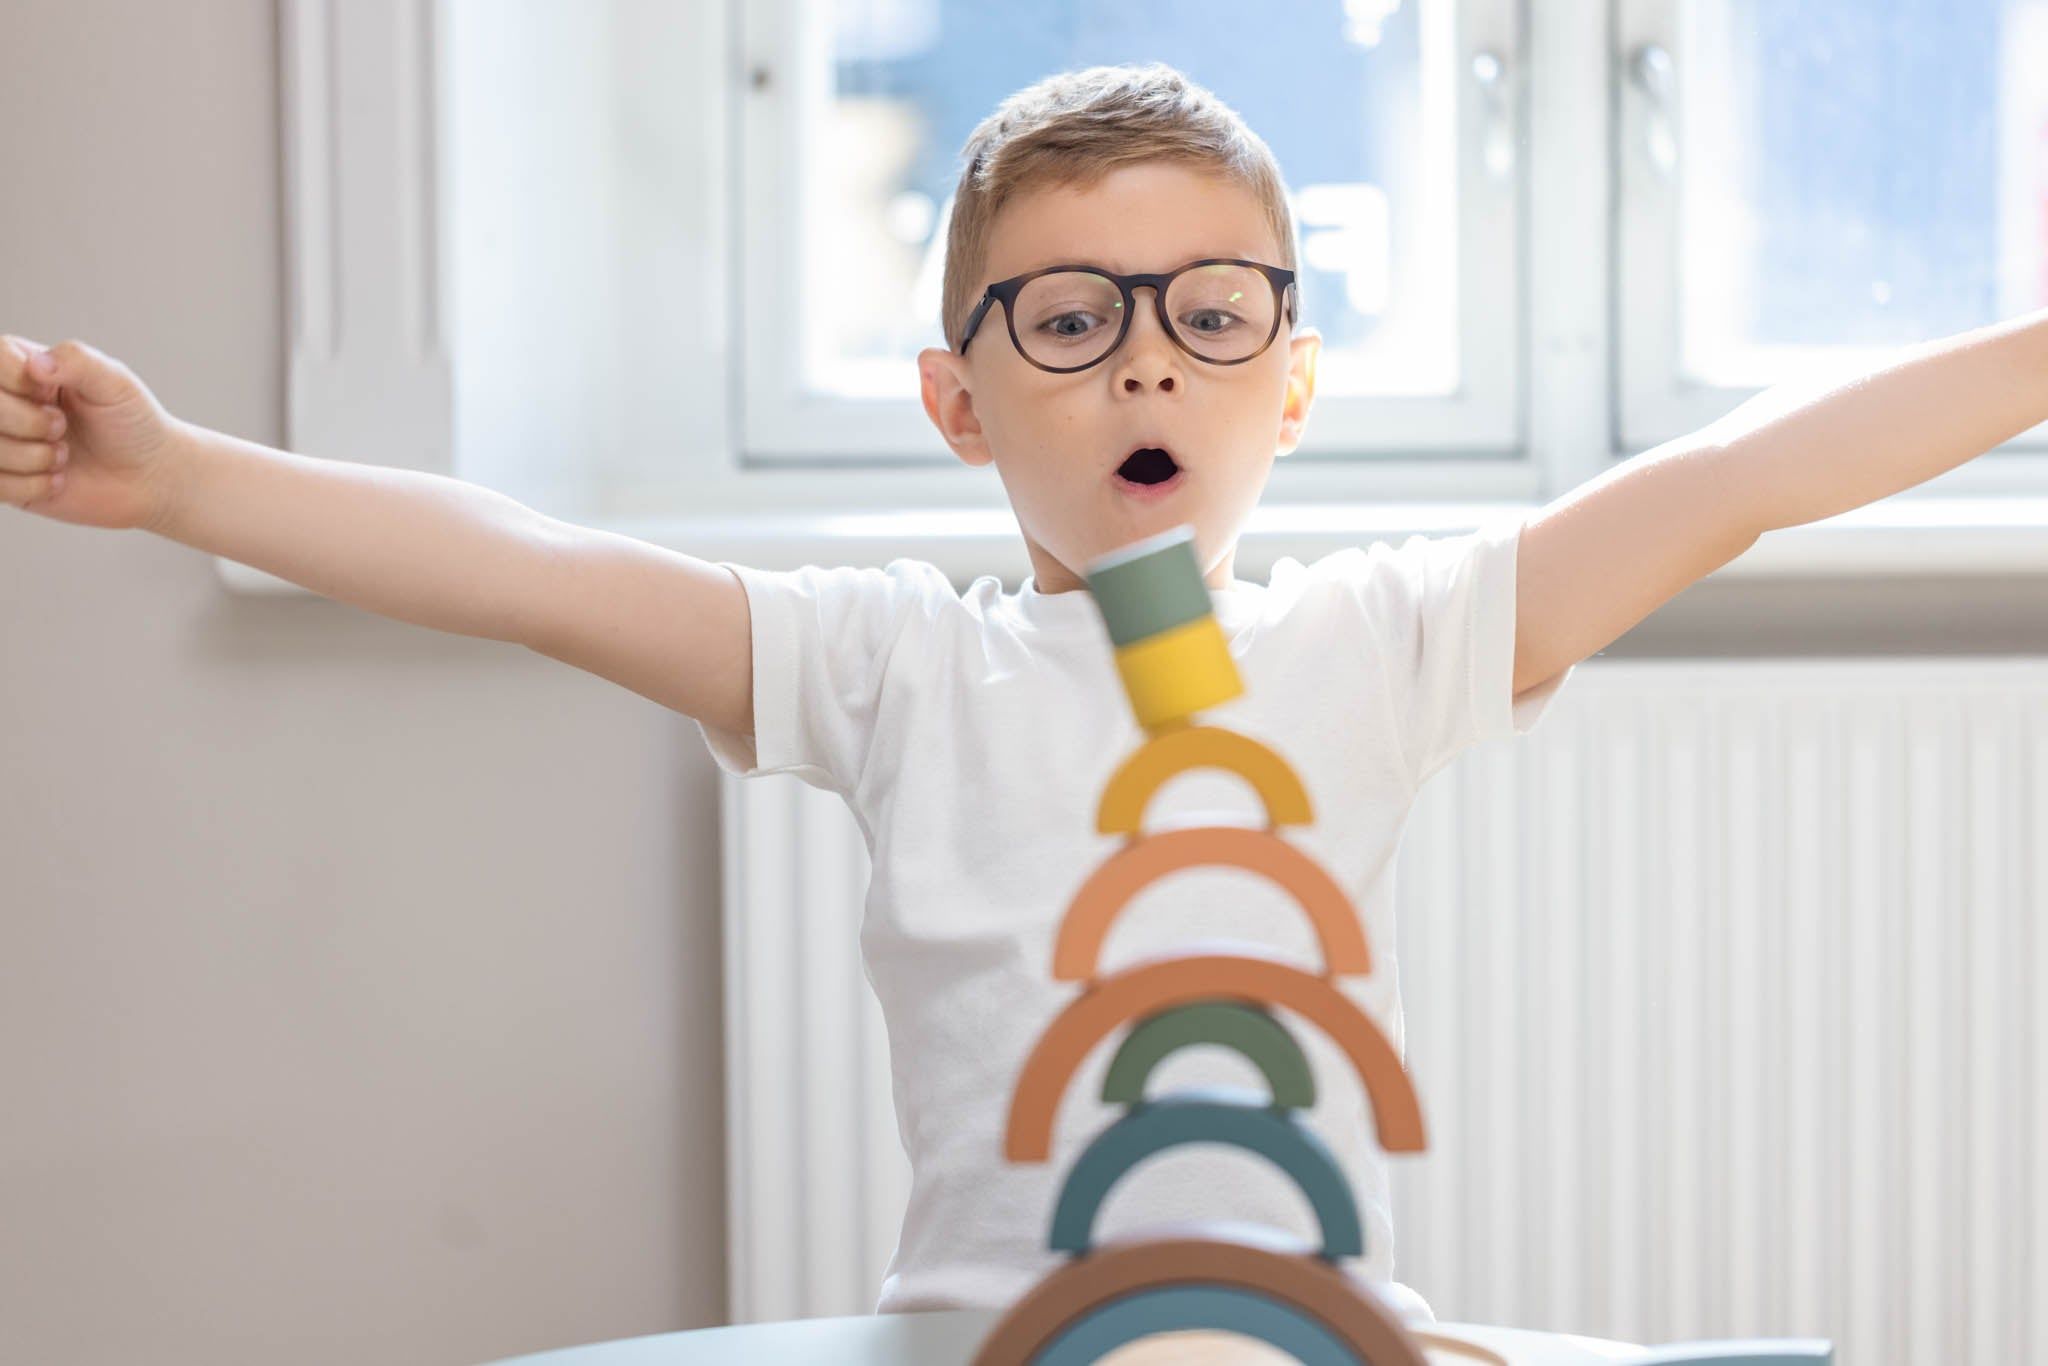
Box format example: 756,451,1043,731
939,62,1300,353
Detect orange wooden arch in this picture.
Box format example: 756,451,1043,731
1005,942,1425,1161
1053,826,1370,981
1095,725,1313,835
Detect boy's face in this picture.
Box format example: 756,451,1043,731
918,161,1321,594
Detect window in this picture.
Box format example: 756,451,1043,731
1617,0,2048,476
743,0,1525,472
283,0,2048,558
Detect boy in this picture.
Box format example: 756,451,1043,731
5,62,2045,1325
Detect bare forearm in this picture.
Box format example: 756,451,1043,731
1703,305,2048,535
151,421,560,643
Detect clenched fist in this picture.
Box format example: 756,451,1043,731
0,335,188,531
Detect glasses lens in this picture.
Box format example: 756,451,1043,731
1010,265,1278,369
1164,262,1276,362
1013,270,1126,369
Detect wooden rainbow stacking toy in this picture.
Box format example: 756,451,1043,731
967,524,1436,1365
968,525,1839,1366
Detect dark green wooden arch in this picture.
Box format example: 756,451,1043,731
1101,1000,1315,1110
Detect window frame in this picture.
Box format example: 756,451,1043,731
733,0,1536,504
240,0,2048,598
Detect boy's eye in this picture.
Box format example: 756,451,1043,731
1037,311,1107,339
1182,308,1243,334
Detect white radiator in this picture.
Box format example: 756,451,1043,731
718,659,2048,1364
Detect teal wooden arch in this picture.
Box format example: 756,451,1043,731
1101,1000,1316,1109
1048,1087,1362,1258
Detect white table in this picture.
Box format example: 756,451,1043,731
481,1308,1656,1365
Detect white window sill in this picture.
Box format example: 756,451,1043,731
213,496,2048,596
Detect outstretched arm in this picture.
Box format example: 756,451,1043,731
0,335,758,740
1510,306,2048,696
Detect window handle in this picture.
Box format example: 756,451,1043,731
1472,49,1515,181
1630,41,1678,180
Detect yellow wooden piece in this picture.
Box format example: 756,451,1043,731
1111,615,1244,732
1095,725,1312,835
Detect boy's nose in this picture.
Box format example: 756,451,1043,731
1112,287,1179,391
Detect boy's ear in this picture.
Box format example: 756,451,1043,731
1277,327,1321,457
918,347,994,467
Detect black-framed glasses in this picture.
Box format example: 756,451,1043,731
957,258,1298,373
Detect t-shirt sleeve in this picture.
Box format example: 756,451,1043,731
1351,513,1575,788
692,558,944,797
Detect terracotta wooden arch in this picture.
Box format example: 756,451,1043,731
1054,826,1370,981
1006,942,1425,1162
967,1222,1432,1366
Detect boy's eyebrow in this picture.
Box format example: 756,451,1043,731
1010,250,1263,277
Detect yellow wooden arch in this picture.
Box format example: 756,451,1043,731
1095,725,1312,836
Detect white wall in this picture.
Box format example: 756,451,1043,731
0,4,728,1362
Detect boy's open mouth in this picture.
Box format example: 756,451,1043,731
1114,446,1182,487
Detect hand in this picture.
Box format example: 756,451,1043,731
0,334,188,531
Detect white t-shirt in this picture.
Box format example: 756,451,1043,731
694,514,1573,1323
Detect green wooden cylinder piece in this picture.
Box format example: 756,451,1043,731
1084,525,1214,648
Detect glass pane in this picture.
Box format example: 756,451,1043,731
815,0,1462,401
1676,0,2048,386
